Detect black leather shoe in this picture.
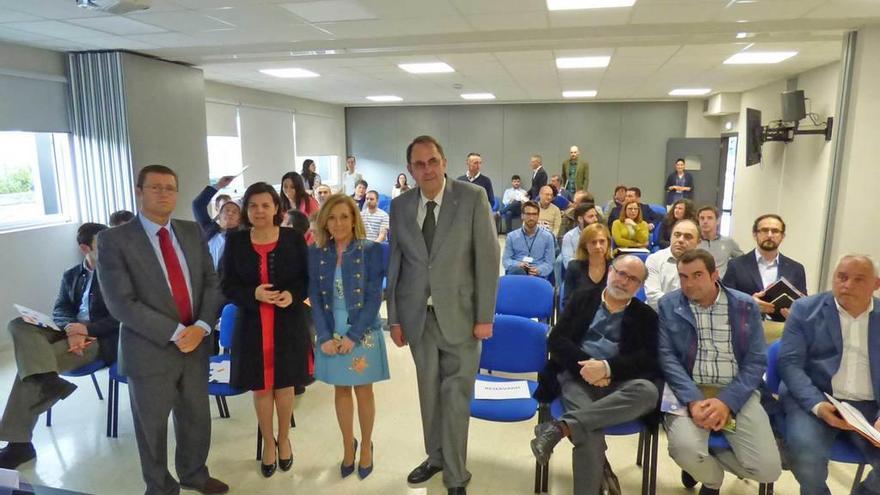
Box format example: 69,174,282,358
682,470,698,489
30,375,77,415
180,477,229,494
698,486,720,495
261,460,277,478
407,460,443,484
0,442,36,469
448,488,466,495
278,439,293,472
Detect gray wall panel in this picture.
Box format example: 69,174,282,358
448,106,504,181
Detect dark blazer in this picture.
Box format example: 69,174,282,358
722,249,808,297
528,167,548,200
563,259,608,305
535,286,661,403
221,228,310,391
97,217,223,378
53,263,119,364
664,171,694,204
779,292,880,417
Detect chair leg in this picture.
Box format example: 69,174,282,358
221,396,230,418
636,430,644,467
106,376,114,437
641,429,650,495
649,424,659,495
256,425,262,461
213,396,224,418
112,379,120,438
851,464,866,494
533,460,542,493
90,373,103,400
45,407,52,427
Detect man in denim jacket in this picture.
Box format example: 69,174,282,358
658,249,781,495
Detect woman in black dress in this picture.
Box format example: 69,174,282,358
221,182,310,477
563,223,612,306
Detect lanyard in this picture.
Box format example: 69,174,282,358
522,228,538,256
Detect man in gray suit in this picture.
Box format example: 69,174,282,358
97,165,227,495
387,135,500,495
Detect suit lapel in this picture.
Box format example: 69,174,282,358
429,178,457,259
745,250,765,292
868,300,880,401
673,292,697,329
130,218,177,310
404,189,429,260
822,295,843,355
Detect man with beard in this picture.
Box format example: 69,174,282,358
531,255,660,495
722,214,807,320
645,219,701,309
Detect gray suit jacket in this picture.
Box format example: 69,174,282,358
97,216,223,378
386,178,500,345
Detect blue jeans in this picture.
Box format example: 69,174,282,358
783,395,880,495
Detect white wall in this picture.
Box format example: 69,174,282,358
727,62,841,294
684,99,722,137
828,27,880,284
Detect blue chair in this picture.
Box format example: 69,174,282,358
46,359,107,427
379,241,390,292
106,361,128,437
537,397,659,494
634,286,646,302
495,275,554,322
765,340,867,494
492,195,500,213
210,304,246,419
377,194,391,213
552,195,570,211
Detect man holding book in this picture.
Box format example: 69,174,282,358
658,249,781,495
778,254,880,495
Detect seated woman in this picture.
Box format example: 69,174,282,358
308,194,390,480
563,223,611,305
656,199,695,249
611,200,649,249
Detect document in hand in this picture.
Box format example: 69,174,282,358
825,393,880,447
14,304,60,331
760,277,806,322
474,379,531,400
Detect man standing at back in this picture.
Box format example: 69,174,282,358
457,152,494,206
98,164,227,495
561,145,589,195
387,135,500,495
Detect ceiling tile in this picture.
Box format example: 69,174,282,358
131,11,236,32
68,16,168,35
465,12,549,31
281,0,378,23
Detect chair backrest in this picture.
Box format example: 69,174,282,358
380,241,390,269
648,203,666,219
765,340,782,394
480,314,548,373
378,194,391,213
219,303,239,349
634,286,646,302
552,195,570,210
495,275,554,320
492,195,500,212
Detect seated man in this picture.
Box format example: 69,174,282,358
109,209,134,227
645,219,700,309
561,203,602,268
191,175,241,270
352,179,368,210
558,191,590,238
502,201,555,279
538,186,562,237
549,175,572,202
0,223,120,469
361,190,390,242
531,255,660,494
499,174,529,233
778,254,880,495
607,187,663,232
659,249,781,495
723,213,807,321
315,184,332,206
697,205,742,278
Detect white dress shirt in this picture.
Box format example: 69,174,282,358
831,298,875,402
755,250,780,290
645,247,681,309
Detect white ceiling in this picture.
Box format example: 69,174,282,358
0,0,877,105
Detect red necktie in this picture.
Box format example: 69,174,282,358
157,227,193,325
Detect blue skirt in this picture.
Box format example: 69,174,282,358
314,319,390,386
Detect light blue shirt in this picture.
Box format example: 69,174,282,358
77,260,94,322
502,227,556,278
207,232,226,271
560,225,582,267
138,215,212,338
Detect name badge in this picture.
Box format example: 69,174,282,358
522,256,534,264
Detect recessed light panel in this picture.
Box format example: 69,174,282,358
556,56,611,69
366,95,403,102
259,68,320,78
547,0,636,10
669,88,712,96
461,93,496,100
398,62,455,74
562,90,598,98
724,51,797,64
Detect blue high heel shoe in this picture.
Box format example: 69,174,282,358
340,439,358,478
358,442,374,480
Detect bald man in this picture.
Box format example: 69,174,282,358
561,146,589,195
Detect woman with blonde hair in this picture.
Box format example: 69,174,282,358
563,223,612,305
307,194,389,480
611,200,650,249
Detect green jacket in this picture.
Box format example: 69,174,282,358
561,158,589,192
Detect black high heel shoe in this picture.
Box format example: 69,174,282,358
261,440,277,478
358,442,374,480
340,438,358,478
279,439,293,472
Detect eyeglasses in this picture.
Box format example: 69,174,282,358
610,265,642,284
756,228,783,235
142,185,178,194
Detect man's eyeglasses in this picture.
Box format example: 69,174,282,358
610,265,642,284
756,228,783,235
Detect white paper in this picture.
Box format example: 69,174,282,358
14,304,60,331
209,359,231,384
617,247,650,253
825,393,880,445
0,467,20,489
660,383,688,416
474,379,531,400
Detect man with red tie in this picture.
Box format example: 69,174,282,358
97,165,227,495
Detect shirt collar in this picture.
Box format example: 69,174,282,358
755,249,779,267
81,258,94,273
138,214,170,238
466,172,481,181
420,177,446,207
601,288,632,311
835,298,874,320
690,283,725,309
660,247,676,263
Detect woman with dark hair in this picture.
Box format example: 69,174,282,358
301,159,321,195
656,199,695,249
221,181,310,477
308,193,389,480
391,173,410,199
280,172,319,218
664,158,694,205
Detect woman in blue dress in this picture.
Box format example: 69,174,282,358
308,193,389,480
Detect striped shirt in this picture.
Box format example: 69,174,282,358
362,207,389,241
690,288,738,386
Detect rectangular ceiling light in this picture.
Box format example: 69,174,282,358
259,68,320,78
366,95,403,102
398,62,454,74
669,88,712,96
547,0,636,10
723,51,797,64
556,56,611,69
562,90,598,98
461,93,495,100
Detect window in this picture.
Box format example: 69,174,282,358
206,135,246,197
295,155,339,188
0,131,74,231
719,135,738,236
